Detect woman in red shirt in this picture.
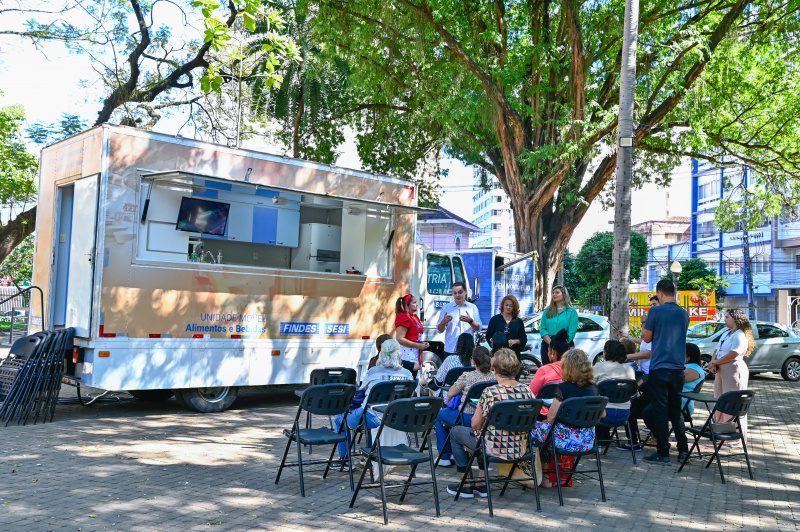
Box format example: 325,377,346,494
395,294,429,374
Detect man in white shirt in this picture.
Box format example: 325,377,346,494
437,282,481,355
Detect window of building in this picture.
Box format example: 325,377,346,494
696,220,716,238
455,236,461,251
698,180,720,202
796,254,800,270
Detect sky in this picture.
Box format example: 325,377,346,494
0,10,691,253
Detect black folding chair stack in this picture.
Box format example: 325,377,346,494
678,390,755,483
349,396,442,525
452,398,544,517
433,379,497,468
0,329,74,426
347,380,416,457
0,333,45,400
597,379,638,463
534,396,608,506
275,383,357,496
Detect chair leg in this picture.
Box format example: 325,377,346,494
400,432,429,503
429,446,441,518
741,436,754,480
678,435,700,473
499,462,517,497
275,427,295,485
376,447,389,525
482,449,494,518
346,427,355,491
350,452,372,508
552,440,564,507
454,446,478,502
706,437,726,483
323,444,337,479
530,446,541,512
595,448,606,502
296,434,306,497
624,424,637,464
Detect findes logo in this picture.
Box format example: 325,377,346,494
279,322,318,335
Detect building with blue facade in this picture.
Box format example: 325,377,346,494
690,160,786,322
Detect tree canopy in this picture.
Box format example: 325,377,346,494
312,0,800,305
575,231,649,297
661,257,728,299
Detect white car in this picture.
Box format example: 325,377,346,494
521,312,611,366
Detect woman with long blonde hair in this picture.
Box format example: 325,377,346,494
707,309,755,440
539,286,579,362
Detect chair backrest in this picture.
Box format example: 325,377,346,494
597,379,637,404
9,334,44,360
444,366,471,385
365,379,416,405
689,376,705,394
300,383,356,416
714,390,755,418
485,399,543,433
464,380,497,402
382,397,443,433
554,396,608,429
309,367,357,385
537,382,560,400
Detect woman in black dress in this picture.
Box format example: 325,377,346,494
485,295,528,358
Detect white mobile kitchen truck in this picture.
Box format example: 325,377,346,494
31,125,469,412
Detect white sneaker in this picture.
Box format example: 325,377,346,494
438,458,453,467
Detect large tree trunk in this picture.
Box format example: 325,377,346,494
0,207,36,264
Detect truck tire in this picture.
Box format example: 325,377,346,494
174,387,239,413
129,389,174,402
781,357,800,382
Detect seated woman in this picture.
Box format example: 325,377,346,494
682,343,705,416
529,330,570,415
447,349,533,499
532,349,599,488
593,340,636,445
333,339,412,458
429,332,474,397
434,346,494,467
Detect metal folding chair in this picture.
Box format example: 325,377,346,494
433,379,497,468
534,396,609,507
429,366,471,395
677,390,755,483
275,383,356,496
349,396,442,525
347,380,416,458
597,379,638,463
452,398,544,516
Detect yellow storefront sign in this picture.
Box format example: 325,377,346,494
629,290,717,330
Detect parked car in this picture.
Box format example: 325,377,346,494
688,320,800,381
479,312,611,372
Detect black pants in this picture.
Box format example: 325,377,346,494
628,388,651,445
644,368,688,456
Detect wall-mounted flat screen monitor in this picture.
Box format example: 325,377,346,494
176,197,230,236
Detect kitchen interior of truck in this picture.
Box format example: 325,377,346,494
137,171,396,278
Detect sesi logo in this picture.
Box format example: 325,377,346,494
324,323,350,335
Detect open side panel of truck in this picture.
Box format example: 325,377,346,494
50,175,99,337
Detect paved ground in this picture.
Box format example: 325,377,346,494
1,375,799,531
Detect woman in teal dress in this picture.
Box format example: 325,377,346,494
540,286,579,362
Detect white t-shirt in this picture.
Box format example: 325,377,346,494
594,361,636,410
716,329,749,360
639,341,652,374
438,301,480,353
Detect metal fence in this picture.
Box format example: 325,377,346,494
0,286,31,346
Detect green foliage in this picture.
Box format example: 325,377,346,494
26,114,88,145
0,105,37,205
660,258,729,299
0,235,34,283
575,232,649,294
562,250,587,304
196,0,299,96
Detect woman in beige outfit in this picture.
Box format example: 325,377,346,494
706,309,755,440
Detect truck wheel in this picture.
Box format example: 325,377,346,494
129,390,174,402
781,357,800,382
175,387,239,413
